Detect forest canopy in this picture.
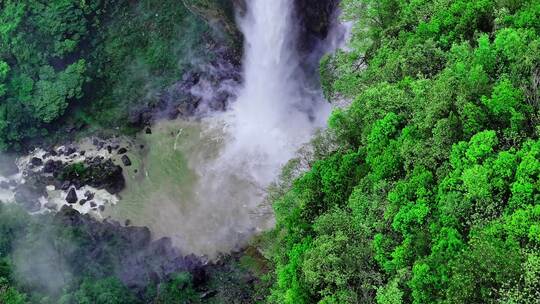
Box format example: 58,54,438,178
264,0,540,303
0,0,233,151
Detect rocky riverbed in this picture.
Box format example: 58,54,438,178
0,137,136,216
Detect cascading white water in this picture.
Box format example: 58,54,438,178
220,0,331,186
0,0,347,259
158,0,332,255
88,0,336,257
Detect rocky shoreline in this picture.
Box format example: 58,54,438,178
0,137,137,216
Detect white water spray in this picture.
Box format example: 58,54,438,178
220,0,331,186
154,0,333,255
63,0,336,257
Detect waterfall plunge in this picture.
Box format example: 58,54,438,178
181,0,332,255
220,0,331,186
109,0,335,257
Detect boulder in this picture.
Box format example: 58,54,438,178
61,158,125,194
117,147,128,154
43,159,64,174
66,188,78,204
66,147,77,155
30,157,43,167
60,180,71,190
84,191,94,200
121,155,132,167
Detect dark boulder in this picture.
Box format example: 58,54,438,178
117,147,128,154
66,188,78,204
60,158,125,194
66,147,77,156
121,155,132,167
79,199,87,205
43,159,64,174
60,180,71,190
30,157,43,167
145,127,152,134
84,191,94,200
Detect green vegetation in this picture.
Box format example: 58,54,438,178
0,203,260,304
0,0,236,151
3,0,539,303
264,0,540,303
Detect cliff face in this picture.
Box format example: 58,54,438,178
295,0,341,55
183,0,341,56
182,0,241,44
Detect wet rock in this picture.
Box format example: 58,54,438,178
295,0,340,55
43,159,64,174
107,145,112,154
99,205,105,212
66,147,77,156
90,201,96,208
79,150,86,156
84,191,94,200
117,147,128,154
60,180,71,190
145,127,152,134
30,157,43,167
79,199,87,205
125,219,131,226
66,188,78,204
121,155,132,167
60,158,125,194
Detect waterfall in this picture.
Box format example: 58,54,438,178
220,0,331,186
90,0,339,257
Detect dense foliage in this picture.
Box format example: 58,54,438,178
0,203,261,304
265,0,540,303
0,0,236,151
